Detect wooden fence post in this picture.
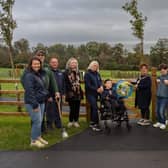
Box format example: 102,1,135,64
151,67,157,122
15,83,22,112
0,83,1,96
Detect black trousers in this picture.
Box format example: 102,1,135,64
141,107,150,119
46,101,62,128
68,99,80,122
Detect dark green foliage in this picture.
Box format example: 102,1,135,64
150,38,168,66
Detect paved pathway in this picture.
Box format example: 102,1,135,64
0,122,168,168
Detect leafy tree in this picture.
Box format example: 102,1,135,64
112,43,125,64
14,38,30,54
0,44,10,67
76,44,90,69
122,0,147,63
0,0,17,77
66,44,76,59
13,38,31,63
86,41,100,61
98,42,113,68
150,38,168,66
48,44,67,68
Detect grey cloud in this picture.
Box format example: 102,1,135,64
13,0,168,53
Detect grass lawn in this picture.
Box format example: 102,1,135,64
0,116,88,150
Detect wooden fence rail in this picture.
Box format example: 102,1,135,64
0,68,157,122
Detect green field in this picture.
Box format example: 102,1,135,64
0,116,87,150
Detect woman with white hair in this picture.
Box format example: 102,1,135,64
84,60,103,131
64,57,83,128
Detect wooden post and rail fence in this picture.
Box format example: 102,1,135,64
0,67,157,122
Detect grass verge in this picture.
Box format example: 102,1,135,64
0,116,88,151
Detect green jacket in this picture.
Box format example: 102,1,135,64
43,65,58,94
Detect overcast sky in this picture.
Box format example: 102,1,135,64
13,0,168,53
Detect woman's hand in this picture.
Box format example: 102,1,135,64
97,86,103,93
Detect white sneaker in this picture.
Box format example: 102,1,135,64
141,119,151,126
153,122,161,128
30,140,45,148
137,119,144,125
166,120,168,125
67,122,73,128
159,124,166,130
38,137,48,145
73,122,80,128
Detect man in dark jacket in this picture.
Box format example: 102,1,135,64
45,57,65,129
35,50,59,132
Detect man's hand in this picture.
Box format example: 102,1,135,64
55,92,60,99
47,97,53,102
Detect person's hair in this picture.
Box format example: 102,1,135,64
104,79,112,84
139,63,149,69
87,60,99,71
27,57,42,71
65,57,79,71
49,56,58,62
35,50,46,57
158,63,168,70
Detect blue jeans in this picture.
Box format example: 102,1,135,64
25,103,45,141
156,97,168,124
87,95,99,124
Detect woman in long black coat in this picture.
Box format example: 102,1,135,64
64,57,83,128
133,64,152,126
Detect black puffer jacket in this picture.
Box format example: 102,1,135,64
21,69,48,109
135,75,151,109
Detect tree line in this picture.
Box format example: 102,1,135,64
0,38,168,70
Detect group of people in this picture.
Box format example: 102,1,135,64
132,63,168,130
21,50,85,148
21,49,168,148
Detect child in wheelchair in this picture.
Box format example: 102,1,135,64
99,79,131,132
